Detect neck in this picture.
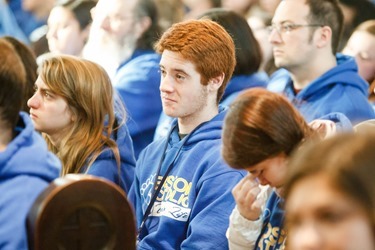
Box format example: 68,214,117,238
291,53,337,90
178,105,219,135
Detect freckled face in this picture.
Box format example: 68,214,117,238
159,50,209,122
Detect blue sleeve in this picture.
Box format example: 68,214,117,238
181,170,246,249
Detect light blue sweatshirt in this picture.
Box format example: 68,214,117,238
0,112,61,249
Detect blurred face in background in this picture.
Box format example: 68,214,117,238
82,0,143,76
343,30,375,83
47,6,89,56
285,173,375,250
248,16,273,68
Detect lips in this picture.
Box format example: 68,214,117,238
273,49,283,56
29,112,38,119
161,95,176,104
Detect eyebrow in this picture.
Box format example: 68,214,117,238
35,85,56,94
159,65,189,76
272,20,298,25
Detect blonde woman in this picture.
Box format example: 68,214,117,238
28,55,135,192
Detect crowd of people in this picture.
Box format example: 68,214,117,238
1,0,375,249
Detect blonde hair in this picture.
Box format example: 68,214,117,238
39,55,125,175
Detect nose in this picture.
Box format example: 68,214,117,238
27,92,40,109
99,15,111,31
268,28,282,44
159,74,174,94
47,26,57,40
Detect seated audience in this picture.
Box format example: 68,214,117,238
27,55,136,192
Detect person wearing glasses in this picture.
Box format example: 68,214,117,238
266,0,374,125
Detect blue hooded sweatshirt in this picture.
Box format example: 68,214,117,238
153,72,269,141
113,49,162,158
268,54,375,124
129,107,247,249
83,121,136,193
0,112,61,249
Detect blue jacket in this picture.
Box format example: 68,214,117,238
0,112,61,249
113,50,162,158
0,0,29,44
83,121,136,193
268,54,375,124
154,72,269,140
129,107,247,249
255,192,286,250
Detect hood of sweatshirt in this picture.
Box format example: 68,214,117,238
0,112,61,182
287,54,369,100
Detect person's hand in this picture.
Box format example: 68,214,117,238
232,174,263,221
309,119,336,139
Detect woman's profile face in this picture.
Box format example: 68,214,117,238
27,76,73,141
285,173,375,250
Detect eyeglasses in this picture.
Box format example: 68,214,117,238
267,23,323,34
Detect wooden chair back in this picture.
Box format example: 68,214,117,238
27,174,136,250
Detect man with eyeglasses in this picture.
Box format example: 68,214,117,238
83,0,162,159
228,0,375,249
266,0,374,126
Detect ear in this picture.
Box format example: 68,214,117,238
135,16,152,39
208,73,225,92
316,26,332,49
